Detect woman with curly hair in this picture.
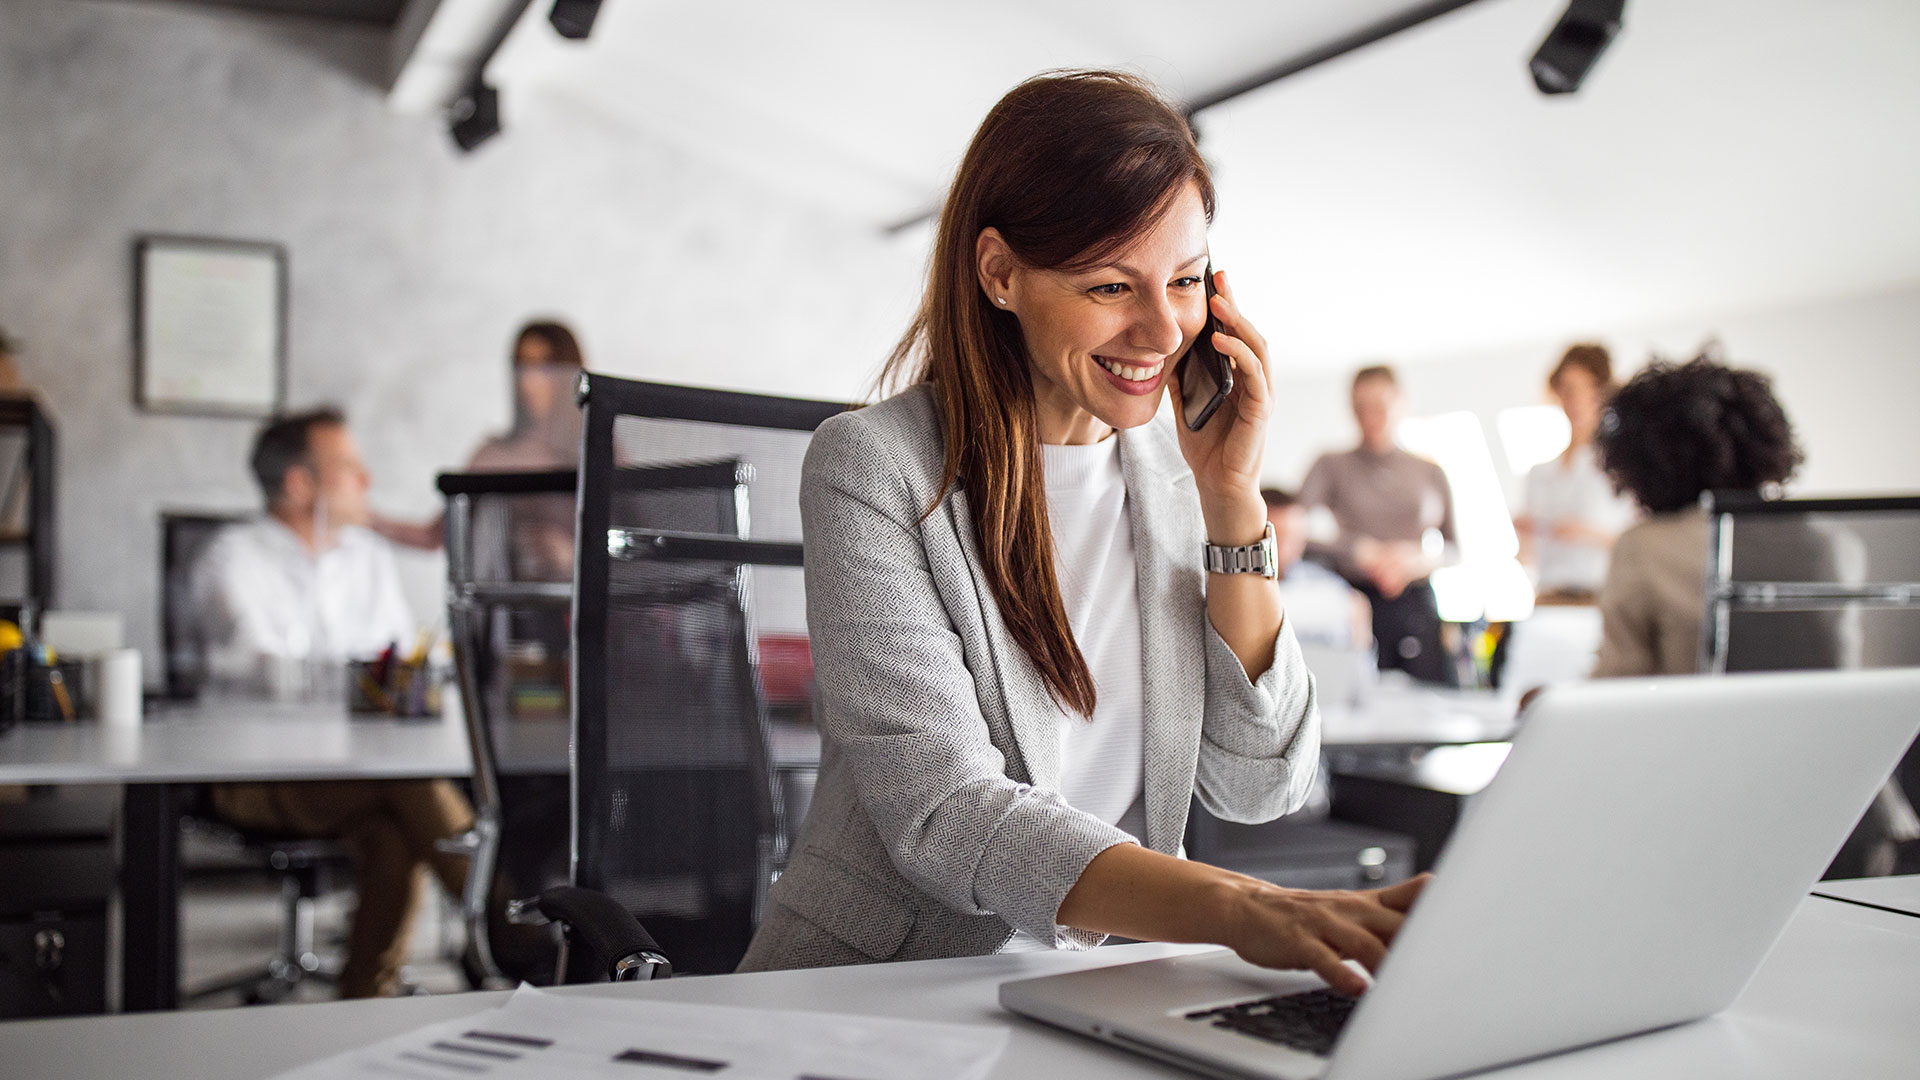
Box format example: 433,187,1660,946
1590,353,1810,677
1592,352,1915,875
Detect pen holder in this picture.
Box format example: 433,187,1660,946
0,648,84,726
347,657,444,718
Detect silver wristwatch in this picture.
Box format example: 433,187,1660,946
1204,522,1278,579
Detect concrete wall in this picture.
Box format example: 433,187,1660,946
0,0,923,683
4,0,1915,684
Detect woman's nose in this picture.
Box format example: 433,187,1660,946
1133,292,1188,357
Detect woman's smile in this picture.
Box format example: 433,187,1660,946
1094,354,1167,395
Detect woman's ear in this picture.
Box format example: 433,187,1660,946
975,227,1019,313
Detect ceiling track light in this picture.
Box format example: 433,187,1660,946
549,0,602,40
448,78,502,153
1529,0,1625,95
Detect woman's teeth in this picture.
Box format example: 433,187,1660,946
1097,357,1163,382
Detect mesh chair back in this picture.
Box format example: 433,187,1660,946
574,374,844,974
1703,492,1920,876
1702,493,1920,674
438,470,582,983
440,471,578,794
159,511,251,700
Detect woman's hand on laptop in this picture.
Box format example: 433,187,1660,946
1058,846,1430,996
1222,874,1431,996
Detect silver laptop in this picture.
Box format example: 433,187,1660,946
1001,668,1920,1080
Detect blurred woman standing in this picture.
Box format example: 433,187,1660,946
1515,344,1636,602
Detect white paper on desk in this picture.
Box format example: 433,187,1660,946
273,984,1009,1080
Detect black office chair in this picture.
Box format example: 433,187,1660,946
519,373,842,981
159,510,355,1003
159,511,248,702
1702,491,1920,877
437,469,579,986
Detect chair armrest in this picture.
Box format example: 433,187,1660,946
512,886,672,982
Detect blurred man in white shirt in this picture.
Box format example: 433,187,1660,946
194,408,474,998
195,409,413,691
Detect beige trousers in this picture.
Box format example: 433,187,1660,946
211,779,473,998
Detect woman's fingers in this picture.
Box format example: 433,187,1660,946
1317,914,1390,974
1338,895,1410,944
1210,270,1269,361
1295,937,1369,997
1376,873,1432,913
1214,330,1271,410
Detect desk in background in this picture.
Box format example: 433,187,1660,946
0,700,473,1013
0,699,827,1012
1,894,1914,1079
1814,873,1920,920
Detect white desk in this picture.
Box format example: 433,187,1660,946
2,895,1914,1080
0,701,825,1010
1319,683,1519,747
1813,874,1920,920
0,701,475,1012
0,701,472,786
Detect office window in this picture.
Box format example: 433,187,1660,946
1398,411,1534,623
1495,404,1570,477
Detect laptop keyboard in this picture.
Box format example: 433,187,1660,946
1184,988,1359,1057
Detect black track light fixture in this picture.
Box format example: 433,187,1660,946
1529,0,1625,95
448,78,502,153
549,0,602,40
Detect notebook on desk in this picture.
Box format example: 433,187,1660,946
1001,668,1920,1080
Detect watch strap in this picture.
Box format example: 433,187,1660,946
1205,522,1278,579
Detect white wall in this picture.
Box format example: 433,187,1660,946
1261,281,1920,504
5,1,1915,685
0,0,922,684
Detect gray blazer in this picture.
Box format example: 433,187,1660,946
736,385,1320,972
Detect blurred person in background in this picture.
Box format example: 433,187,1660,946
1262,488,1371,650
193,408,476,997
375,319,585,578
0,325,24,392
1298,365,1458,685
1593,352,1917,875
1514,344,1637,602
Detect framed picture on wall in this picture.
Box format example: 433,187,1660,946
134,235,287,417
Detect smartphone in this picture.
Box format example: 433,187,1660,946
1176,267,1232,431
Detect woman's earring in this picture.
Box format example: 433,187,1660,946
996,296,1007,305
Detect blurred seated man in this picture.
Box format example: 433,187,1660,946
193,407,475,998
1298,365,1459,685
1262,488,1371,650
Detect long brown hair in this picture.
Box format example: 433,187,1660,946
881,70,1214,716
511,320,585,435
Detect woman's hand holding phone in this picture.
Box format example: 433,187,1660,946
1170,269,1274,543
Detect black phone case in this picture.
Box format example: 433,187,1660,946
1179,274,1232,431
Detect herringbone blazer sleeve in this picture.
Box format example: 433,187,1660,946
800,412,1135,945
1194,614,1321,824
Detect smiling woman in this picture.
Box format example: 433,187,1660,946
737,70,1428,989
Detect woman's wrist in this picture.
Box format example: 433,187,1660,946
1199,487,1269,548
1203,869,1266,951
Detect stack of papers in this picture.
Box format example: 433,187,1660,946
275,985,1008,1080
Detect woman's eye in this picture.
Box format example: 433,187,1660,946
1088,283,1127,297
1173,276,1203,289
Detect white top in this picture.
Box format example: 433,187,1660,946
1523,443,1638,593
1002,436,1147,953
1041,436,1147,835
191,517,415,690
